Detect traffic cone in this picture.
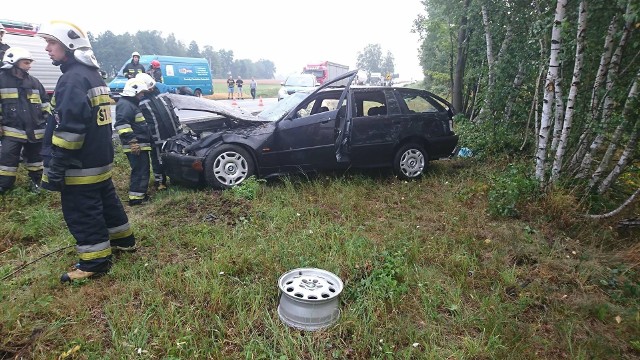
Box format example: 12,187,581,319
258,96,264,106
231,97,238,106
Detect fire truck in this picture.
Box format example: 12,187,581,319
1,19,61,95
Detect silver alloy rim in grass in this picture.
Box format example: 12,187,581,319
277,268,343,331
213,151,248,186
400,148,424,178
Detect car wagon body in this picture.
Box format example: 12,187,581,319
161,70,458,189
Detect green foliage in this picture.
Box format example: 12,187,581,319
487,163,538,217
228,176,265,200
455,115,530,158
355,249,409,304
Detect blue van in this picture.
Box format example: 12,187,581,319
108,55,213,99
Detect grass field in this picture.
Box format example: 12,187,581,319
207,79,282,100
0,153,638,358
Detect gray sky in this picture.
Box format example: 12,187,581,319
2,0,426,80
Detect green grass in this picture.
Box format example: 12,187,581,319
0,155,639,359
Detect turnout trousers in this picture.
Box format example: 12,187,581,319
150,145,166,186
61,179,136,273
126,150,150,201
0,137,43,189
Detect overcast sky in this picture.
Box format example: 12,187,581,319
2,0,426,80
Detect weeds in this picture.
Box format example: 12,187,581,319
0,159,638,359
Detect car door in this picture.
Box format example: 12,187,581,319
349,89,403,167
272,91,343,172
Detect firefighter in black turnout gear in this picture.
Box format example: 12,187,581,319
115,77,152,205
0,47,51,194
123,51,145,79
136,73,182,190
37,20,137,283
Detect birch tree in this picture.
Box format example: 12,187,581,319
550,0,587,183
535,0,567,183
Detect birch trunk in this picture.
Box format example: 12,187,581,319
589,72,640,190
535,0,566,183
452,0,471,114
578,3,632,177
550,75,564,154
588,187,640,219
568,14,618,171
476,4,495,122
550,0,587,183
598,118,640,194
503,63,524,122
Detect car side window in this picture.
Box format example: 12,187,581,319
399,91,441,114
353,90,388,117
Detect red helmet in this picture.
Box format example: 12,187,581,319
151,60,160,68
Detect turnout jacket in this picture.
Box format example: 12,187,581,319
115,96,152,152
42,57,114,188
0,69,51,142
123,61,146,79
139,91,182,144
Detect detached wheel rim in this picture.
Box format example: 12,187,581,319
213,151,248,186
399,148,424,178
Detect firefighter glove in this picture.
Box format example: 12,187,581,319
47,157,68,191
129,141,141,155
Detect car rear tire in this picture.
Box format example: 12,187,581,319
194,89,202,97
204,145,254,189
393,143,428,180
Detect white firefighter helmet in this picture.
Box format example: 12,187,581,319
36,20,99,68
131,51,141,58
135,72,156,89
122,78,148,97
2,47,34,69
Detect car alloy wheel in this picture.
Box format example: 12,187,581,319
393,143,427,180
204,144,254,189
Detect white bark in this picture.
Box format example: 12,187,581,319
598,118,640,194
588,187,640,219
535,0,567,183
550,75,564,154
590,72,639,190
550,0,587,183
504,63,524,122
568,14,618,170
578,3,633,177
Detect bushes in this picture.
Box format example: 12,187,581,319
487,163,539,218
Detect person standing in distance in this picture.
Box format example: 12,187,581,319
115,77,152,206
0,47,51,194
235,76,244,100
226,75,235,99
123,51,145,79
37,20,136,283
0,24,10,61
250,77,257,100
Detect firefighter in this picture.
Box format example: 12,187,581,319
136,73,182,190
37,20,136,283
0,47,51,194
123,51,145,79
147,59,162,83
115,77,152,205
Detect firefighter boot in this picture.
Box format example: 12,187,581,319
60,268,108,283
112,244,137,253
29,178,41,193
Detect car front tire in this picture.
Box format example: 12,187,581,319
204,144,254,189
393,143,428,180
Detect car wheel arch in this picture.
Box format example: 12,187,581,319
203,143,258,189
392,140,429,180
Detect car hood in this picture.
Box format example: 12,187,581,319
165,93,271,134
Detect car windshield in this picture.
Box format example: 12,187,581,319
285,76,314,87
258,92,308,121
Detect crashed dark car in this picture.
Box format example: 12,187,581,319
161,70,459,189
